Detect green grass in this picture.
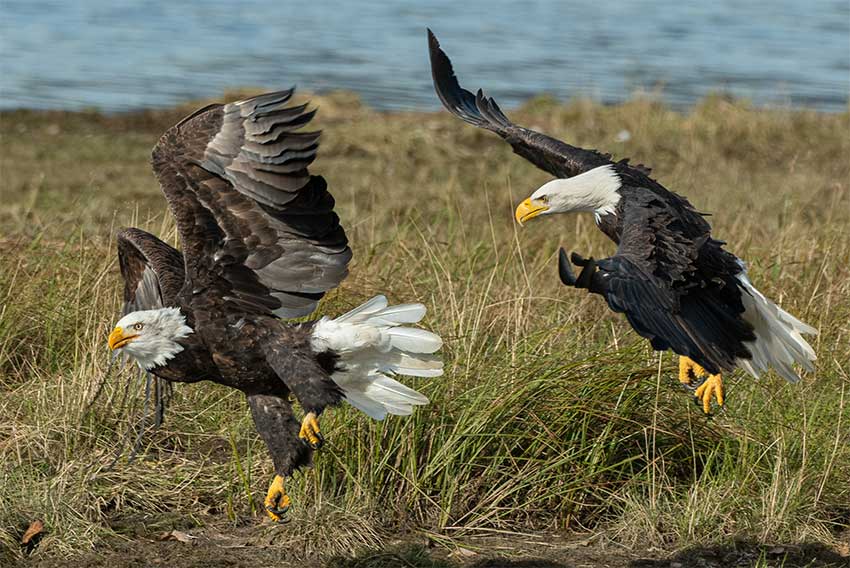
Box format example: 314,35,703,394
1,92,848,564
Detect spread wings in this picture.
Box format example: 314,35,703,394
428,29,614,179
151,89,352,318
426,30,752,373
116,228,185,314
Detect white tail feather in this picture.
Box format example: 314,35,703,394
312,296,443,420
735,265,817,383
361,303,427,325
335,295,388,323
387,327,443,353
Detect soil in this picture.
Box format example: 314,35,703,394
13,521,849,568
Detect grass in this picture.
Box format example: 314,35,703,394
1,91,848,565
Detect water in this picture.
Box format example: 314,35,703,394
1,0,848,113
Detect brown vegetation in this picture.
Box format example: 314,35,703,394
1,92,848,566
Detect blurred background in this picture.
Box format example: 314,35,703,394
1,0,848,113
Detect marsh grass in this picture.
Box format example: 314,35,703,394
1,92,848,563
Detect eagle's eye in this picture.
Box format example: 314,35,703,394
133,323,144,331
538,195,549,204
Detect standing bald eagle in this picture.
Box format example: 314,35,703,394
108,88,443,521
428,30,815,413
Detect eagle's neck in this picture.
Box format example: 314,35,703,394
124,307,194,371
136,334,189,371
537,164,622,220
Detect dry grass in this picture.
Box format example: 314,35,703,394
1,92,849,564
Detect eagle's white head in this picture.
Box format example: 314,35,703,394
514,164,622,224
108,307,193,370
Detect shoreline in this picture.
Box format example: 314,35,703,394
2,88,848,121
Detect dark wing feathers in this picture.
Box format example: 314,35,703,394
615,193,702,286
426,30,753,373
116,228,184,314
114,228,185,430
151,88,351,318
600,256,753,374
428,29,611,179
573,196,753,374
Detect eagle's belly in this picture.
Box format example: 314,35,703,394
209,348,280,392
150,336,220,385
201,316,311,395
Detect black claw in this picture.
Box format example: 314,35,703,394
266,494,292,521
688,375,708,392
266,505,291,522
300,431,324,450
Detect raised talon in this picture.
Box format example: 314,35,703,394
264,475,291,522
678,356,707,386
694,373,724,414
299,412,323,449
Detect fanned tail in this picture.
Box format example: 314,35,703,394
736,266,817,382
311,295,443,419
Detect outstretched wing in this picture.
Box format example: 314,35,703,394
116,227,184,313
151,89,352,318
428,29,614,179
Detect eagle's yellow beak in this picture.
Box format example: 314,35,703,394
514,198,549,226
108,327,137,350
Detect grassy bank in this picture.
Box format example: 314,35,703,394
1,92,849,565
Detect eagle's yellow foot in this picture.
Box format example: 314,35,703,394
694,373,724,414
264,475,291,522
299,412,323,449
678,356,707,385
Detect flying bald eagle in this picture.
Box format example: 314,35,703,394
108,88,443,521
428,30,816,413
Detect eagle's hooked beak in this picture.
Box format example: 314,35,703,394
514,198,549,226
108,327,138,350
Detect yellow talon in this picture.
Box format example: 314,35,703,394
694,373,724,414
678,357,723,413
678,356,707,384
264,475,291,522
299,412,323,449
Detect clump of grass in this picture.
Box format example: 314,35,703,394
1,93,848,563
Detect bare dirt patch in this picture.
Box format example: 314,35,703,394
14,521,850,568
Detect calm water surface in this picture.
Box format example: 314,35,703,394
1,0,848,112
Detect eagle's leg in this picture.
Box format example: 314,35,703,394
694,373,724,414
264,475,291,522
299,412,324,449
247,394,313,521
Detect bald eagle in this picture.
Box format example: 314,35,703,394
108,88,443,521
428,30,816,413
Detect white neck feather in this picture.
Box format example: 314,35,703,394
532,164,622,219
115,307,194,370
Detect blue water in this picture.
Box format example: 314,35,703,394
1,1,848,113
